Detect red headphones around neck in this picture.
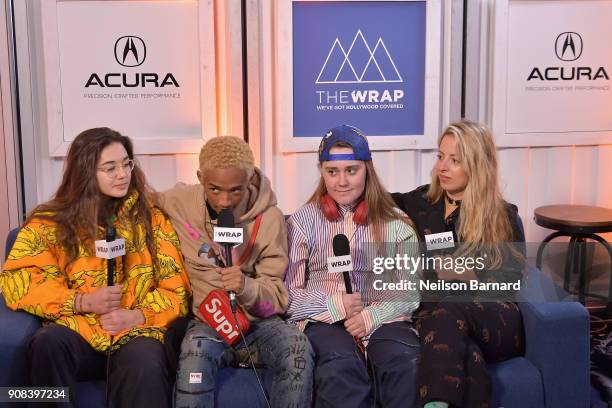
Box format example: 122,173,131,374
320,194,368,225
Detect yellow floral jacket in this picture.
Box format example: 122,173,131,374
1,193,191,351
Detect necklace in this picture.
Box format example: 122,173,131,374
445,192,461,207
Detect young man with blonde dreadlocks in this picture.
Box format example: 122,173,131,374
157,136,314,408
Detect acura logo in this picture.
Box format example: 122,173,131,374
555,32,582,62
114,36,146,67
526,31,608,81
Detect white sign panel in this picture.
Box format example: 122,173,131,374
41,0,216,156
506,1,612,134
57,1,200,143
491,0,612,147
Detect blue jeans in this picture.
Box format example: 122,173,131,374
175,316,314,408
305,321,420,408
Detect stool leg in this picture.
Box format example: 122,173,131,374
582,234,612,304
537,231,571,270
577,237,587,304
564,236,579,293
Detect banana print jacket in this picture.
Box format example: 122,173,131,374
1,192,191,351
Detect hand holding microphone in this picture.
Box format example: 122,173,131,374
217,265,245,293
202,209,252,345
342,293,363,319
330,234,363,317
206,213,264,403
214,209,244,312
329,234,365,335
96,222,126,406
433,255,478,282
81,286,123,314
86,223,126,315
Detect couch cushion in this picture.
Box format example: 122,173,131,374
488,357,544,408
0,295,41,386
69,367,272,408
75,381,106,408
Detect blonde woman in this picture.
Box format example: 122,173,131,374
285,125,421,408
392,120,525,408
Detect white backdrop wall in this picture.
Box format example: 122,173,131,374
249,0,612,246
0,0,20,263
12,0,612,253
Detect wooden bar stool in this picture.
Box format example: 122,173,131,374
535,205,612,306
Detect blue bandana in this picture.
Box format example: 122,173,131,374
318,125,372,162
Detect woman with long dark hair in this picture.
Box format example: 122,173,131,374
1,127,191,407
285,125,421,407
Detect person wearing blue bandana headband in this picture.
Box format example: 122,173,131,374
285,125,422,407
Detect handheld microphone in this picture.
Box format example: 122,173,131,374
209,211,267,404
96,221,125,408
106,226,116,287
330,234,353,294
95,225,125,283
331,234,365,350
214,209,244,312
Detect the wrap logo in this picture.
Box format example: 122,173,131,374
315,30,405,111
316,30,402,84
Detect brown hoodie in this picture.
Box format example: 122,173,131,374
156,168,288,322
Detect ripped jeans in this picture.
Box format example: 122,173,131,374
305,321,420,408
175,316,314,408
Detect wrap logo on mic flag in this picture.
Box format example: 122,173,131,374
327,255,353,273
328,233,353,273
199,289,250,345
424,231,455,251
214,210,244,244
331,233,354,294
213,227,244,244
95,238,126,259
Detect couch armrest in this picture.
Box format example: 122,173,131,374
518,299,589,408
0,294,41,386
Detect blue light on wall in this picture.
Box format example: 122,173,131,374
293,1,426,137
